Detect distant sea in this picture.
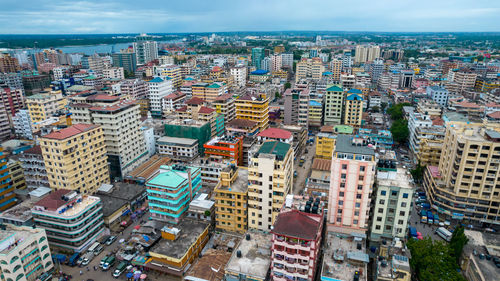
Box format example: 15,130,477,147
56,43,133,55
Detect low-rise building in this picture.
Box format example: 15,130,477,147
7,159,27,191
146,220,210,277
315,132,336,159
0,225,53,281
156,136,199,161
375,240,411,281
31,189,105,253
204,135,244,166
225,231,272,281
305,159,331,201
320,232,369,281
214,166,248,233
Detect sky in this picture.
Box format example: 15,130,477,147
0,0,499,34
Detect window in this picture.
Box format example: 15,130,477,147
356,194,362,199
353,220,358,224
339,192,344,197
378,208,383,213
337,217,342,222
379,199,385,204
337,209,342,214
391,191,398,196
375,225,381,230
13,265,21,273
359,175,364,181
399,211,406,216
342,164,347,170
381,190,386,196
401,202,407,208
339,201,343,206
341,173,346,179
358,185,363,190
402,193,408,199
377,216,382,222
360,166,365,172
355,203,360,208
10,256,19,264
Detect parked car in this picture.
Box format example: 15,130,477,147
105,236,117,246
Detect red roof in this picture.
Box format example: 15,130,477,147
24,145,43,155
87,94,120,102
186,97,205,105
432,117,444,126
42,124,99,140
89,100,136,112
34,189,73,211
257,128,292,140
215,93,234,101
487,111,500,119
227,118,258,128
198,106,215,114
212,66,222,72
312,159,331,171
455,101,480,108
176,106,188,112
485,102,500,108
164,91,185,100
272,210,321,240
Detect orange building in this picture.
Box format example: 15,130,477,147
203,135,244,166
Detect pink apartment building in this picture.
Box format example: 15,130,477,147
271,195,324,281
328,135,376,234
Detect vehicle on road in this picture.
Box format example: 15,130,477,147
105,236,117,245
88,242,100,254
436,227,452,242
68,252,80,266
81,252,94,266
420,210,427,223
94,244,104,256
102,256,116,271
434,214,440,225
294,171,298,178
113,261,128,278
100,255,110,268
409,226,417,238
427,211,434,224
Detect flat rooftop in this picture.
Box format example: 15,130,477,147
150,220,209,259
225,230,272,280
0,225,46,255
257,141,291,159
98,195,128,217
97,182,146,201
217,168,248,193
186,249,232,281
33,190,100,217
335,135,375,156
0,200,34,223
322,232,369,281
126,155,171,181
157,136,198,146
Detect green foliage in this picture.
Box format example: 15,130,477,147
284,82,291,90
407,238,467,281
124,70,135,79
275,91,281,99
450,226,469,265
380,102,388,111
391,119,409,144
204,210,211,217
371,106,380,113
293,50,304,60
410,162,426,183
387,103,411,120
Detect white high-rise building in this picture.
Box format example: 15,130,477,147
355,45,381,63
133,34,158,65
270,54,282,72
148,77,173,117
281,53,294,69
103,67,125,79
261,57,271,72
12,109,33,140
230,65,247,88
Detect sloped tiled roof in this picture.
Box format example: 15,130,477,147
257,128,292,140
198,106,215,114
42,124,99,140
272,210,321,240
312,158,332,171
186,97,205,105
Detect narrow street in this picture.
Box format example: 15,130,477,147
293,139,316,195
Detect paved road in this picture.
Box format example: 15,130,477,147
293,140,316,195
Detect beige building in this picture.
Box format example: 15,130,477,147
0,225,53,281
26,90,67,124
248,141,293,231
214,166,248,233
295,58,324,81
424,122,500,226
235,92,269,131
40,124,110,194
417,99,441,118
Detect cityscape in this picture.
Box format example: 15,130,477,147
0,2,500,281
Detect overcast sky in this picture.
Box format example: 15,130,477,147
0,0,499,34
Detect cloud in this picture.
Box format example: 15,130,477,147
0,0,498,33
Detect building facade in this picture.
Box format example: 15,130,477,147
214,166,248,233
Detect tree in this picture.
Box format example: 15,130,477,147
407,237,466,281
410,162,426,183
284,82,291,90
381,102,388,112
371,106,380,113
449,226,469,265
391,119,409,144
387,103,411,120
275,91,281,99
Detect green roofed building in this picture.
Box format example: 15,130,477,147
248,141,294,231
164,119,212,155
146,164,202,224
325,85,344,125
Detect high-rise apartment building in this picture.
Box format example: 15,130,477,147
281,53,294,69
0,102,10,141
102,67,124,79
214,166,248,233
248,141,293,231
112,50,137,73
343,93,364,126
370,153,414,243
230,65,247,88
284,87,310,128
12,109,33,139
324,85,344,125
0,54,21,73
19,145,49,189
0,86,25,120
328,135,376,234
120,78,148,100
154,64,182,88
295,58,324,81
146,165,202,224
0,72,23,90
330,59,342,82
25,90,67,124
70,96,148,179
148,77,173,117
424,122,500,226
0,147,15,211
32,189,105,253
0,225,53,281
213,93,236,123
40,124,109,194
446,68,477,94
235,92,270,131
354,45,381,63
192,82,224,102
340,74,355,91
134,34,158,65
271,54,282,72
252,48,265,70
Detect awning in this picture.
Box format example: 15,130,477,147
122,209,131,216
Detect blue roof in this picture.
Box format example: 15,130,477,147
346,93,363,101
322,71,333,75
309,100,321,106
326,85,343,92
149,77,164,83
250,70,269,75
347,88,362,94
184,77,195,81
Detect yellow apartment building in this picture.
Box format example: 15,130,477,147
40,124,110,194
248,141,293,231
315,133,337,159
417,138,443,167
192,82,224,102
26,90,68,123
214,166,248,233
235,92,269,131
344,93,364,126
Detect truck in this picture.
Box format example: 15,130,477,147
299,156,305,166
113,261,128,278
434,214,440,225
420,203,431,210
102,256,116,271
409,226,417,238
427,211,434,224
68,252,80,266
53,254,67,264
420,210,427,223
436,227,453,242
